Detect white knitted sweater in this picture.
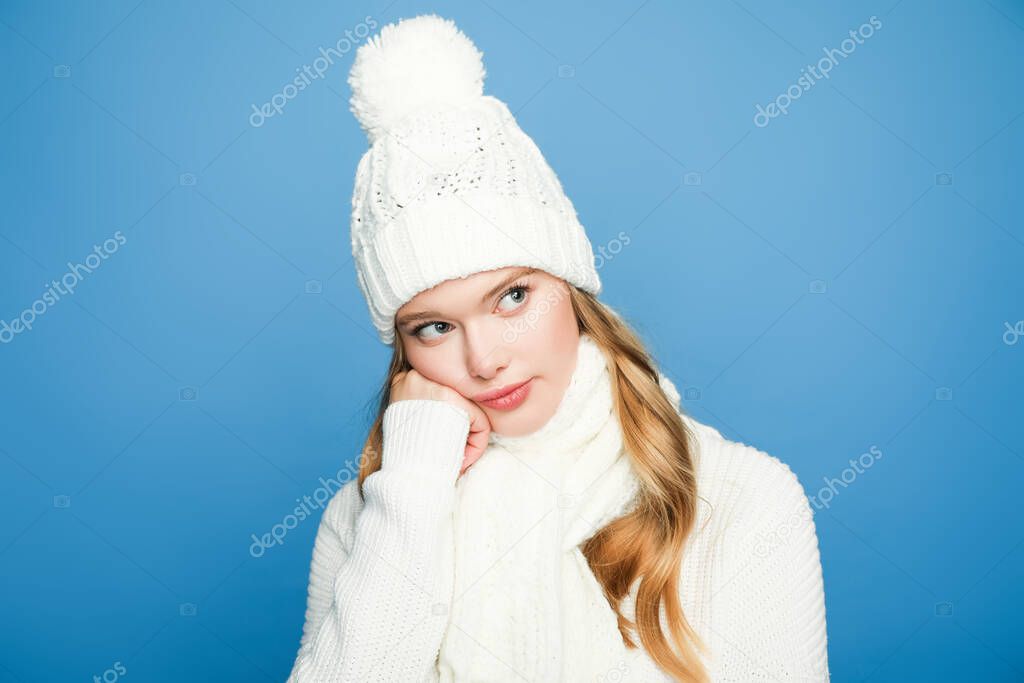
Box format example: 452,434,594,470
287,335,830,681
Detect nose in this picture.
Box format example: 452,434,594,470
465,325,509,380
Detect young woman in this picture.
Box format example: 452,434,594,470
288,14,828,682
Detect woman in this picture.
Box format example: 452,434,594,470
288,14,828,682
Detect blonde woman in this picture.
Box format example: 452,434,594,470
288,14,828,682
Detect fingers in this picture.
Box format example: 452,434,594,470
459,409,491,477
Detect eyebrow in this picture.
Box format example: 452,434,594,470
396,267,538,328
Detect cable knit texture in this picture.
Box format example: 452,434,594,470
287,334,830,681
347,14,603,345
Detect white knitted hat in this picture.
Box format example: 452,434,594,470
347,14,602,345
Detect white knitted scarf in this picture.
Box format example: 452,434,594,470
436,333,683,682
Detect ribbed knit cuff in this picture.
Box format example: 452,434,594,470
381,399,470,482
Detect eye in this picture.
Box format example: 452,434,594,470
497,284,531,312
408,282,531,340
412,321,452,340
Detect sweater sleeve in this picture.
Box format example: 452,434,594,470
287,399,471,683
709,443,830,681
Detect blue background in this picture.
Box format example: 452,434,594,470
1,1,1022,681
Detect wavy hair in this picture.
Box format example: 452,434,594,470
354,284,709,682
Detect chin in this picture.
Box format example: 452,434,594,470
488,402,546,437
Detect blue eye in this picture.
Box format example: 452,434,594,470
409,281,532,341
413,321,451,340
497,284,530,311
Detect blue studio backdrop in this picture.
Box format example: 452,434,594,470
1,1,1022,681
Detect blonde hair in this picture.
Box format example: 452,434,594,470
355,284,710,682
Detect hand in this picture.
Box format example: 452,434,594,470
389,369,492,478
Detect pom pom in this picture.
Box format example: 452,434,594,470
348,14,486,145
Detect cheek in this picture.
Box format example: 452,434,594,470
505,292,578,377
527,288,577,344
405,346,464,388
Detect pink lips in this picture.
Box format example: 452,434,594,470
476,378,533,410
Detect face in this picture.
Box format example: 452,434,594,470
394,266,581,437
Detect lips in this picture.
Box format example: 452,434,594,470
476,378,533,410
473,379,531,403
